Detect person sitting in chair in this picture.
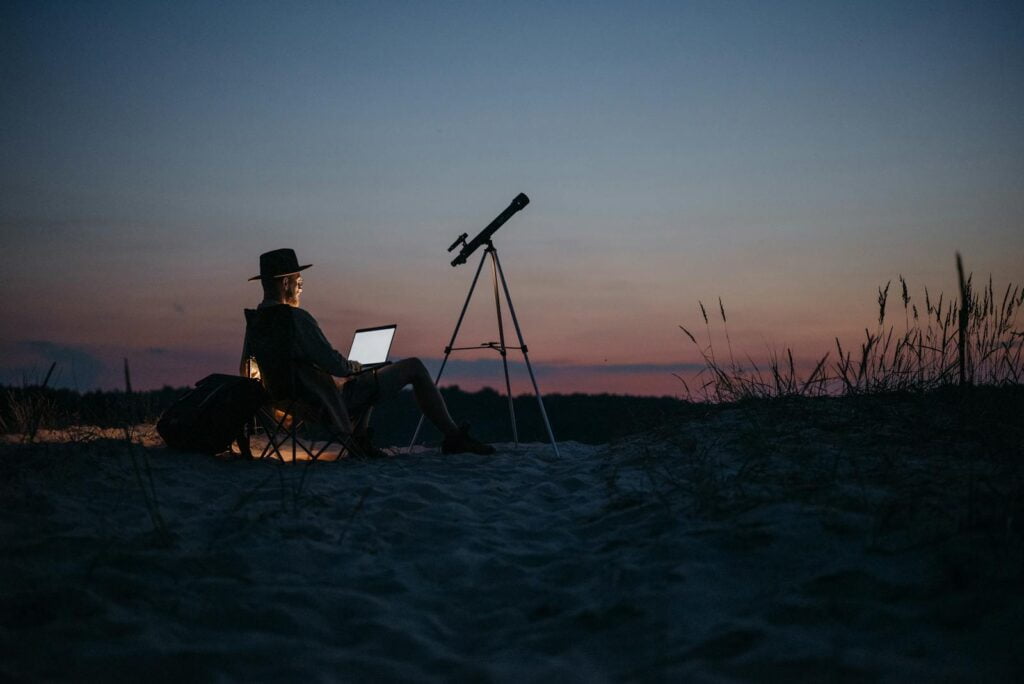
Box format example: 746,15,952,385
240,248,494,457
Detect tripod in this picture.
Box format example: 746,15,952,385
408,240,559,456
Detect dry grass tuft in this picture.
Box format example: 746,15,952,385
679,255,1023,402
0,362,58,442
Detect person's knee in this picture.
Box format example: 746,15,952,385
403,357,429,378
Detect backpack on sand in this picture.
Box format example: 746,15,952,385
156,374,267,458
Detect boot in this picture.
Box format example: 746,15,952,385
441,423,495,455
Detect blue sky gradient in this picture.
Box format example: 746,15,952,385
2,1,1022,394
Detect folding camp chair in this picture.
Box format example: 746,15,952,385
243,359,352,462
242,307,366,462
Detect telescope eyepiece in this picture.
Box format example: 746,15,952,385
447,232,468,252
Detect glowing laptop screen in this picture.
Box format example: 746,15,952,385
347,325,396,366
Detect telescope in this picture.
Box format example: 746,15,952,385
449,193,529,267
412,189,559,456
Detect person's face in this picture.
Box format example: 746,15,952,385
282,274,303,306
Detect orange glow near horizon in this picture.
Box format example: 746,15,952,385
3,253,1021,396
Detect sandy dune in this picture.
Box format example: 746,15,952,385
2,396,1022,681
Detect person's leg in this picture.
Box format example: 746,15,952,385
372,358,459,436
356,406,373,433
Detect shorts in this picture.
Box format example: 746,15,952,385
340,369,380,414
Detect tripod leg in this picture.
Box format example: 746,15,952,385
408,250,490,452
489,248,519,446
492,250,560,457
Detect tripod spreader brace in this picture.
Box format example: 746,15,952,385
486,341,528,354
446,342,525,354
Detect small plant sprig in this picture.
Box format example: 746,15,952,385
679,300,830,403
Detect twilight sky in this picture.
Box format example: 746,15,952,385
2,0,1022,396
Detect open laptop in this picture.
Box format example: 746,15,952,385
347,324,397,371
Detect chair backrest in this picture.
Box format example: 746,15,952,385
243,305,355,436
244,306,298,401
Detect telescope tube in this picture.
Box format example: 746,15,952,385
451,193,529,267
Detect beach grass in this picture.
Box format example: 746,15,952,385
678,254,1023,402
665,256,1024,591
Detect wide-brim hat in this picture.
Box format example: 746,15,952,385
249,248,312,281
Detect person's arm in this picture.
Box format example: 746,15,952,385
291,308,361,376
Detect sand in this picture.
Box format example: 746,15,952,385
2,397,1022,681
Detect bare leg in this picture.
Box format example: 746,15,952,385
373,358,459,436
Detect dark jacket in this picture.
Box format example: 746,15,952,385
241,303,356,433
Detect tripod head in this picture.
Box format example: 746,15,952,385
450,193,529,267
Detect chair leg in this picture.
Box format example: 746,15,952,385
254,402,367,462
256,406,295,461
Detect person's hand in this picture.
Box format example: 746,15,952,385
350,361,363,374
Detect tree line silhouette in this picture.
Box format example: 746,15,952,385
0,383,692,446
